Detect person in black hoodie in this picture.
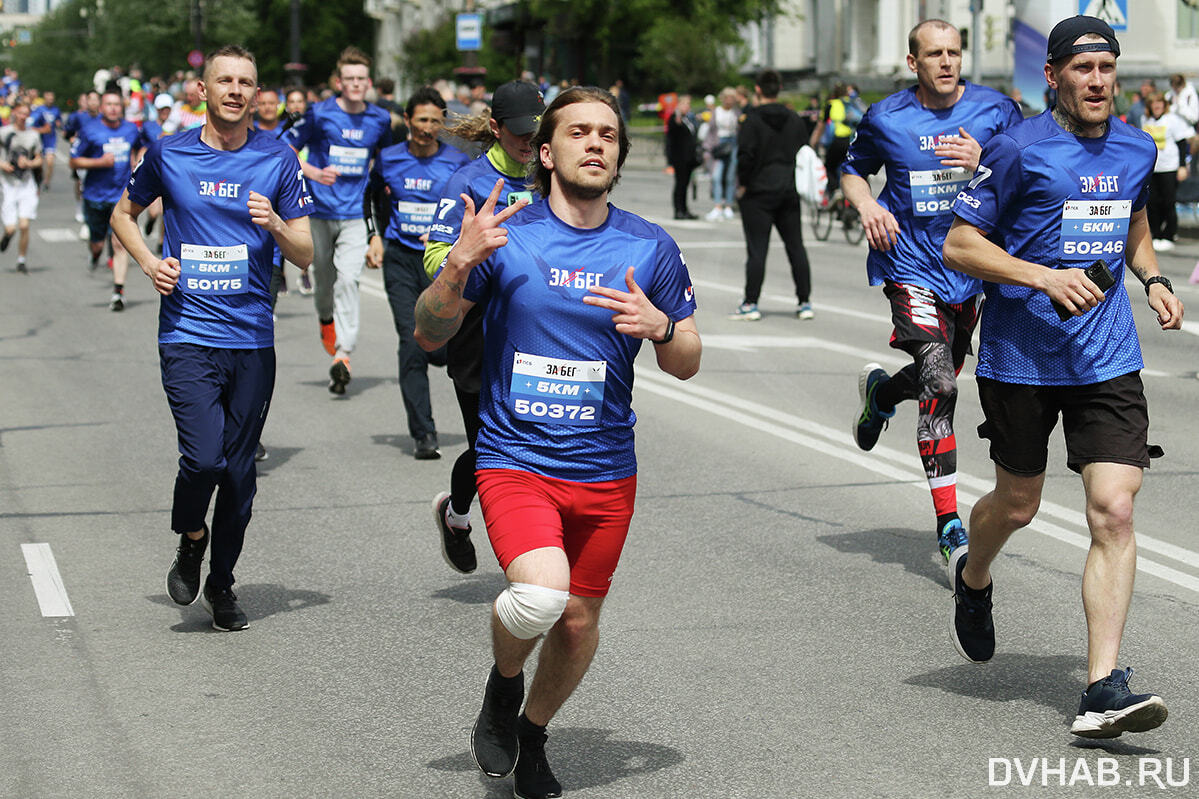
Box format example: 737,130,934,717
665,94,700,219
729,69,815,321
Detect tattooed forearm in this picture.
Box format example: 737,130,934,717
414,278,466,347
1126,261,1153,284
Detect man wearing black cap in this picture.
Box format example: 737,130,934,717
423,80,544,572
943,15,1181,738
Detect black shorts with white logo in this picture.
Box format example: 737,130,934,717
884,281,981,360
976,371,1151,476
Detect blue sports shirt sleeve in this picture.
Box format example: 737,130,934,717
951,134,1022,233
273,152,312,220
127,138,164,207
285,107,315,151
645,234,698,321
841,109,885,178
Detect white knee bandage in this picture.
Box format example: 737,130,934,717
495,582,570,640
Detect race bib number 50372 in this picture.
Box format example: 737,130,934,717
509,352,606,425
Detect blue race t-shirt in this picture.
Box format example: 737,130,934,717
842,82,1023,304
285,97,391,220
464,201,698,482
373,141,470,251
951,111,1157,385
31,105,61,149
138,118,164,148
128,127,313,349
71,117,141,203
426,148,537,247
64,110,95,140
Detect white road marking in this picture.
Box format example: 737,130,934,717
635,369,1199,593
21,543,75,617
358,263,1194,583
39,227,86,243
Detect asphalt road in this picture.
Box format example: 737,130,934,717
2,160,1197,799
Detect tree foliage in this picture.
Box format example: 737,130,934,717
12,0,373,100
526,0,784,91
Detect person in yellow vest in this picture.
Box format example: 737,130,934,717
810,83,863,195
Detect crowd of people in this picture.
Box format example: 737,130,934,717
3,14,1190,796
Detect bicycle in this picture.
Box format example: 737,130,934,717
810,190,865,245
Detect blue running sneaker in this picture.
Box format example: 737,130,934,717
853,363,894,451
937,518,969,576
950,549,994,663
729,302,762,321
1070,667,1168,738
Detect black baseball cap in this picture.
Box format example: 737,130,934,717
1047,15,1120,63
490,80,544,135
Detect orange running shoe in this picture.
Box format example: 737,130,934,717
319,319,336,356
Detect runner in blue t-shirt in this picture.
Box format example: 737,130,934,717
942,16,1182,739
415,87,701,799
30,91,61,190
364,87,469,461
64,91,99,227
842,20,1024,574
285,46,391,395
69,90,141,310
110,45,313,632
421,80,544,576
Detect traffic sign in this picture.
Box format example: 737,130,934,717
456,13,482,51
1080,0,1127,31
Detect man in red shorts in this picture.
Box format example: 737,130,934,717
414,86,701,799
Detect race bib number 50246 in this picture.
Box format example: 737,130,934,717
509,352,606,425
1058,200,1130,260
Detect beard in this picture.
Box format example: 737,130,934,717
554,165,618,201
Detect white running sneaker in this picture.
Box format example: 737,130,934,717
705,207,723,221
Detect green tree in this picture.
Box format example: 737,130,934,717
12,0,373,98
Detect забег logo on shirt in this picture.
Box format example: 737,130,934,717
199,179,243,199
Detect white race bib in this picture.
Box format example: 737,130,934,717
509,352,606,425
1058,200,1130,260
180,243,250,295
910,167,970,217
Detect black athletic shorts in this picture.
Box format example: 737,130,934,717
83,199,115,244
976,371,1151,476
884,281,981,357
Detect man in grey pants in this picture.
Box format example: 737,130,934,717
286,46,392,395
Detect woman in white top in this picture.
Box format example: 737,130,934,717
1141,92,1193,251
706,87,739,220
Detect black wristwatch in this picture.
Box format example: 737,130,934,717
654,318,675,344
1145,275,1174,296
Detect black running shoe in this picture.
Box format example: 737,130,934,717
853,362,894,451
950,549,994,663
433,492,476,573
200,580,248,631
0,230,12,252
16,261,27,273
255,442,269,462
515,728,563,799
166,527,209,605
414,432,441,460
1070,667,1168,738
471,668,523,778
328,358,350,395
109,293,124,312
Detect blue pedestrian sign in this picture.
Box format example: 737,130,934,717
1080,0,1127,31
457,13,482,51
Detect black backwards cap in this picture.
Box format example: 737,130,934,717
1047,15,1120,63
490,81,545,136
